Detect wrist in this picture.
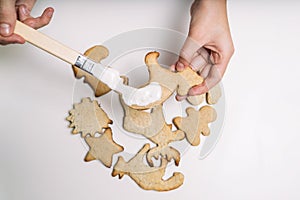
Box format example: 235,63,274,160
191,0,227,16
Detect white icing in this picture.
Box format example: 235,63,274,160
124,82,162,106
91,62,162,107
99,67,122,90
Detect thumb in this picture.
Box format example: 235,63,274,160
0,0,17,36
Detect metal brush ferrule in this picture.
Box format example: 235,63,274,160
74,55,95,74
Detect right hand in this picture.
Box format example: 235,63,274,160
173,0,234,100
0,0,54,45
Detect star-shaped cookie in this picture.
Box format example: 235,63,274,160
84,128,124,168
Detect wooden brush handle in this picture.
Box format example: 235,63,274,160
14,20,81,65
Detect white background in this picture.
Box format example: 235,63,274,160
0,0,300,199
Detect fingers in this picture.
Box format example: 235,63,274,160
176,47,232,98
189,64,222,96
190,49,209,71
175,59,186,71
18,6,54,29
175,36,204,71
189,48,233,96
16,0,52,27
0,0,17,36
199,63,212,78
0,0,53,45
0,0,25,45
0,34,25,45
17,4,31,21
175,63,214,101
16,0,37,10
174,46,211,101
170,64,176,72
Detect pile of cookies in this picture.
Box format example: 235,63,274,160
66,46,221,191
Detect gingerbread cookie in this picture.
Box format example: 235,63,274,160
173,106,217,146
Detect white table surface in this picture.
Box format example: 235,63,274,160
0,1,300,199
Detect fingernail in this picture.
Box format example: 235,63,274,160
21,6,29,15
170,64,176,72
176,61,185,71
0,24,11,36
47,10,53,18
